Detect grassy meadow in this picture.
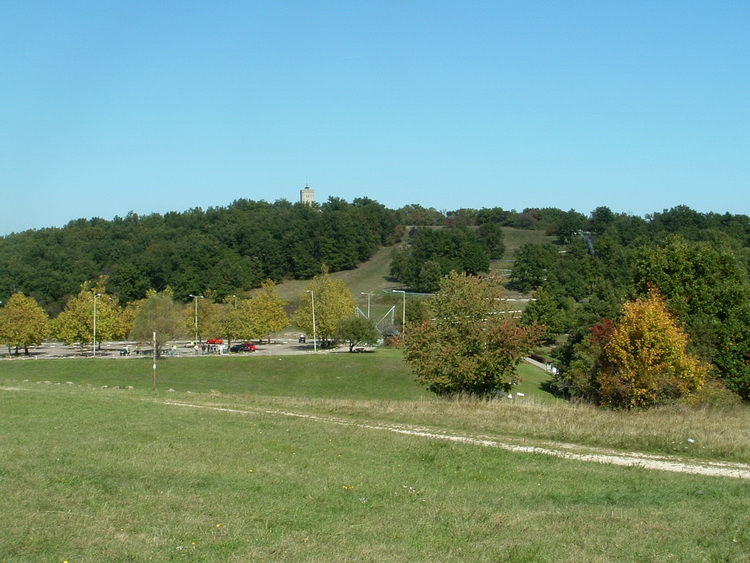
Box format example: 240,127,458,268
1,352,749,562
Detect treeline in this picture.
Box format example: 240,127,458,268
0,197,598,313
389,225,503,292
512,205,750,402
0,197,399,313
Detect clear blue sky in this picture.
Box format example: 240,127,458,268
2,1,748,234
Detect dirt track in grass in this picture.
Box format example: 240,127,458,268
161,399,750,480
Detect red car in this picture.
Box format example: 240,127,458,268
230,342,257,353
207,338,224,345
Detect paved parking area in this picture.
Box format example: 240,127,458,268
2,333,322,359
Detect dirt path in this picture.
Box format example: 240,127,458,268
161,400,750,480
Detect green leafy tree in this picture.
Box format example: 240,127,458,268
294,270,355,346
220,299,257,344
183,295,221,343
596,289,708,409
510,243,558,292
522,286,576,341
390,227,490,291
52,278,126,348
0,292,49,355
220,281,289,343
129,292,185,357
546,209,586,244
477,222,506,259
403,272,542,396
588,206,614,235
336,316,380,352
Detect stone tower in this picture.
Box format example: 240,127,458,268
300,185,315,205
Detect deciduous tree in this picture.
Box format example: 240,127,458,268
510,243,558,293
634,235,750,399
336,316,380,352
294,270,355,346
129,292,184,357
219,281,289,344
0,292,49,354
249,280,289,342
51,278,126,348
403,272,542,396
597,288,708,409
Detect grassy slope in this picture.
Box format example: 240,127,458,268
275,226,557,302
1,375,748,562
275,244,400,304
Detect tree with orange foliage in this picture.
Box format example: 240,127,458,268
597,288,708,409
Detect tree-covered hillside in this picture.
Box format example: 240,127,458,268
0,197,398,312
2,196,750,402
515,205,750,401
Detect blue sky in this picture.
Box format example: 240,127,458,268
1,1,748,234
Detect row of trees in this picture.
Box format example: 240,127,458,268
0,277,290,356
0,271,381,358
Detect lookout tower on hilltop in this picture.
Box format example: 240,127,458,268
300,185,315,205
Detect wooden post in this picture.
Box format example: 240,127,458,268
152,331,157,391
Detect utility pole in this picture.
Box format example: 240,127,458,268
189,294,204,343
93,293,101,357
306,290,317,353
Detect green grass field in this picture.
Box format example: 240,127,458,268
1,352,749,562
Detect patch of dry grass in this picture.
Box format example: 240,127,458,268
238,394,750,465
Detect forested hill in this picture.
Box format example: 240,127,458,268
0,197,401,313
1,199,749,316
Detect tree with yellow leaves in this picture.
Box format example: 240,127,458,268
51,277,127,349
294,270,355,347
248,280,289,342
0,292,49,355
597,288,708,409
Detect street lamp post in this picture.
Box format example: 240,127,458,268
189,294,204,344
232,294,238,310
394,290,406,333
306,290,317,353
361,291,372,319
93,293,101,357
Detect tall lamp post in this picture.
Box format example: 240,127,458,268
189,294,204,344
93,293,101,357
393,290,406,334
306,290,317,353
361,291,372,319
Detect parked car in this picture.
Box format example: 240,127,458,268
207,338,224,345
230,342,257,353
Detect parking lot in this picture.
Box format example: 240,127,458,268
1,332,320,359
